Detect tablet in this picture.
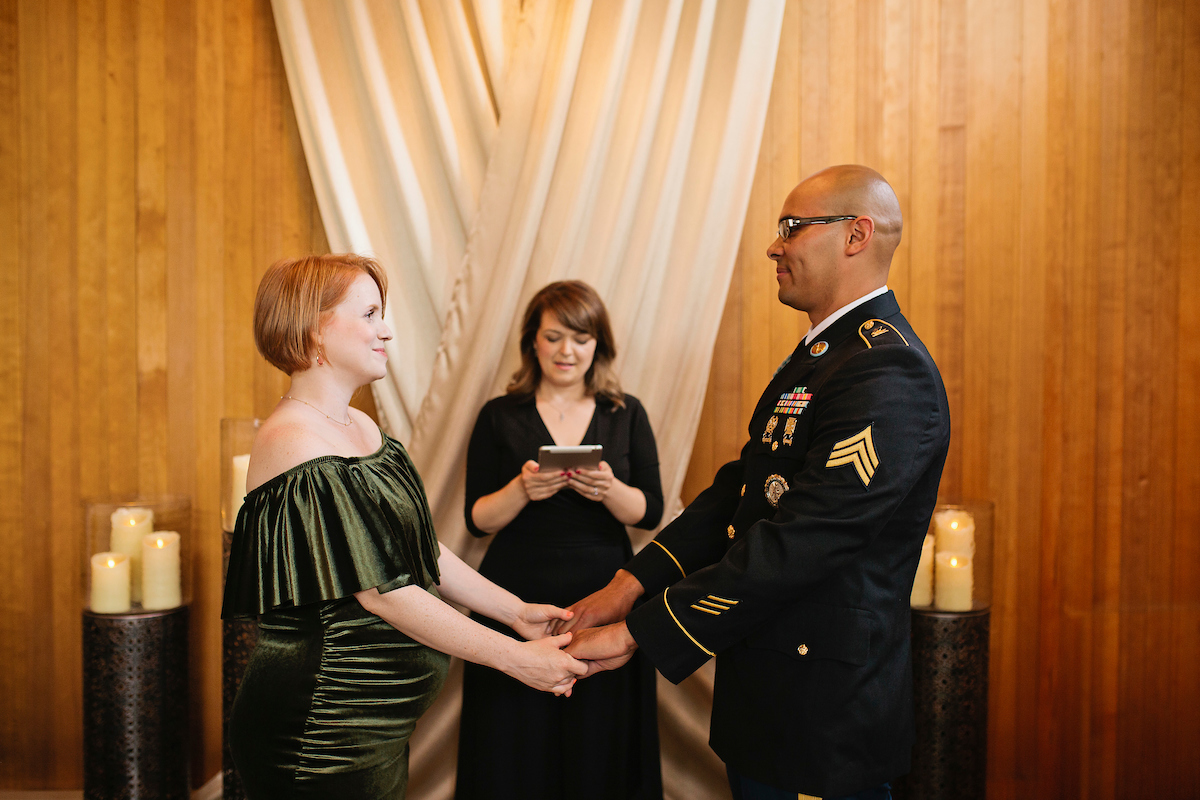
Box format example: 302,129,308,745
538,445,603,472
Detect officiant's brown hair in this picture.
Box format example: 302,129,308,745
254,254,389,375
507,280,624,408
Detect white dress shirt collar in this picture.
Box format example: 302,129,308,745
803,286,890,346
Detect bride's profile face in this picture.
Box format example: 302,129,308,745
533,311,596,389
319,273,392,382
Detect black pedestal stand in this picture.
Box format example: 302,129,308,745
893,608,990,800
82,605,190,800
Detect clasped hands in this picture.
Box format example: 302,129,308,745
522,569,644,685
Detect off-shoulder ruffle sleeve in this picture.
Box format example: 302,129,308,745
221,436,442,618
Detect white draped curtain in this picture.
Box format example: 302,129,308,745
271,1,783,797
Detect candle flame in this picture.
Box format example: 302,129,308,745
950,520,959,530
950,557,960,567
156,538,165,549
106,558,115,568
127,518,137,526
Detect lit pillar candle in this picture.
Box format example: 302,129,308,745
142,532,182,611
934,552,974,611
231,454,251,524
910,534,935,607
933,509,975,555
90,552,132,613
110,507,153,603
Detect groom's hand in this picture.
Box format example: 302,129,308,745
552,569,644,634
564,622,638,677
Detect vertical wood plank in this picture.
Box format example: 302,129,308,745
1172,3,1200,798
135,0,168,497
104,0,138,498
47,0,81,784
18,0,53,783
1,0,31,785
1089,0,1128,794
192,0,226,779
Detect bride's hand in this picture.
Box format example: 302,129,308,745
504,633,588,695
511,602,574,641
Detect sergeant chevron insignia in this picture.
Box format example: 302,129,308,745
826,425,880,488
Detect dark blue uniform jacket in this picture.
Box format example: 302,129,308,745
625,291,950,797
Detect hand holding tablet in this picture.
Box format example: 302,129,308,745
537,445,603,473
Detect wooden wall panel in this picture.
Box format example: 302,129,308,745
3,0,1199,795
684,0,1200,797
0,0,333,787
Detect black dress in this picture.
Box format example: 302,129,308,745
222,435,450,799
455,393,665,800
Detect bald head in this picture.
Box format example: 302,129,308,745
795,165,902,261
768,166,904,324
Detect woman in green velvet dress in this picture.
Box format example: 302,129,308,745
221,254,587,799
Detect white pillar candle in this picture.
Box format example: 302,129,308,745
110,507,153,603
142,532,182,611
934,552,974,611
933,509,975,555
231,454,251,523
911,534,935,607
90,552,131,613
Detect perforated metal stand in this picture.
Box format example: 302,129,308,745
82,606,190,800
893,608,990,800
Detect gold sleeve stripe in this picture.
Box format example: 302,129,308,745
696,599,730,611
706,594,739,605
664,588,715,656
650,540,686,578
690,604,722,615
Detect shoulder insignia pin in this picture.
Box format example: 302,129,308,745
858,320,910,348
826,425,879,488
765,474,789,507
809,341,829,357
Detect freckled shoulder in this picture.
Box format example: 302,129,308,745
857,319,910,348
246,415,339,491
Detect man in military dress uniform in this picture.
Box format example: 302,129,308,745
562,165,951,800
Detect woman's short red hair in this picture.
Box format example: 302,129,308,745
253,254,388,375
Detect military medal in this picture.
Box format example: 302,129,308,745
782,416,797,446
762,415,778,444
809,341,828,357
764,474,789,507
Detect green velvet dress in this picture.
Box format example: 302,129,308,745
221,434,449,800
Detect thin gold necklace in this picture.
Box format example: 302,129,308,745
538,394,587,422
282,395,353,427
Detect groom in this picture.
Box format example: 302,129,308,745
562,165,951,800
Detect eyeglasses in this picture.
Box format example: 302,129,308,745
777,215,858,240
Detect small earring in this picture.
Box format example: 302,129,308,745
317,350,325,366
